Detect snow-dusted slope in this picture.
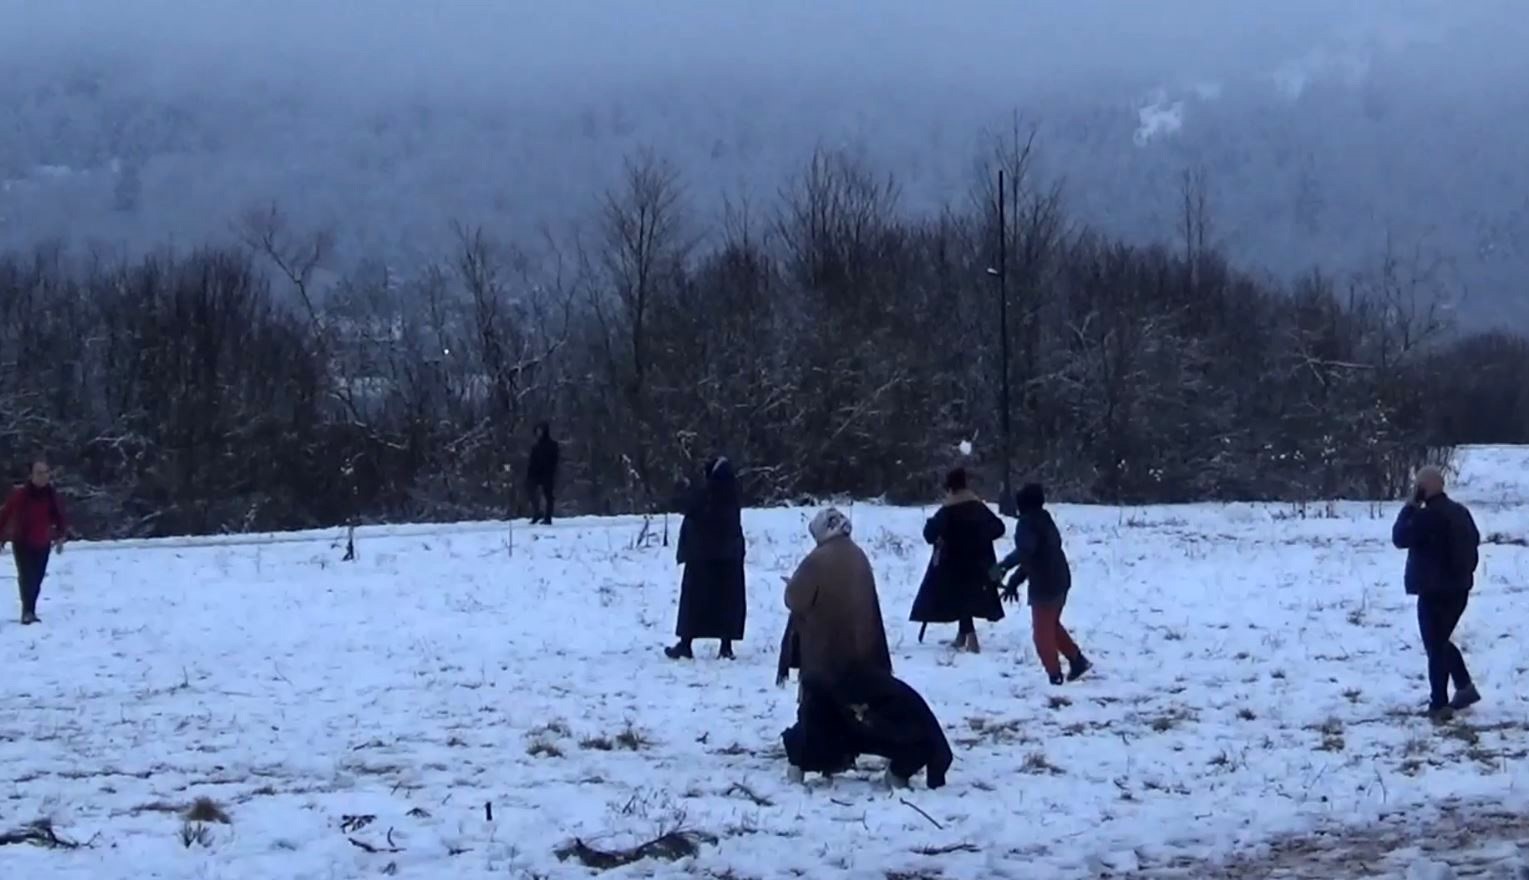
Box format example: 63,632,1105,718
3,447,1529,878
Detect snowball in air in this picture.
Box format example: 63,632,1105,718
958,440,973,456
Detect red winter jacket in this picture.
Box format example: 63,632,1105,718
0,485,68,551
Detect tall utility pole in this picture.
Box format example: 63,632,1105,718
995,169,1016,516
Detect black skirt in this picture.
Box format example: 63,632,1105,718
675,559,746,640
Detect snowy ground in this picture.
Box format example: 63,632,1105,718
4,447,1529,879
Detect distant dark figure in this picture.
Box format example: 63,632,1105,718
666,457,746,660
1392,465,1481,721
526,422,560,525
782,666,953,790
994,483,1090,685
0,459,70,625
910,468,1006,653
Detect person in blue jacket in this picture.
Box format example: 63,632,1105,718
993,483,1091,685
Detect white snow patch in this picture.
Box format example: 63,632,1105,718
1134,91,1185,145
2,446,1529,878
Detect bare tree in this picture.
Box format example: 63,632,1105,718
970,117,1069,459
585,150,694,506
238,202,337,331
0,129,1511,536
1179,164,1213,288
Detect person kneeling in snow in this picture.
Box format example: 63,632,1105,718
993,483,1091,686
778,509,950,788
785,666,953,790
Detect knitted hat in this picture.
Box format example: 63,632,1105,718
808,507,852,544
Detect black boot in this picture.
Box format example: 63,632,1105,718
1049,672,1065,686
664,640,694,660
1450,684,1481,711
1067,656,1092,682
1426,703,1455,723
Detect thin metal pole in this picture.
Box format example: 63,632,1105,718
997,169,1015,516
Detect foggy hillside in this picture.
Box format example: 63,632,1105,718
3,0,1527,324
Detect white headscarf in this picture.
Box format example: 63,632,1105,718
808,507,852,545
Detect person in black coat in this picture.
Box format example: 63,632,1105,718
993,483,1091,685
526,422,560,525
909,467,1006,653
666,457,746,660
782,665,952,790
1392,465,1481,720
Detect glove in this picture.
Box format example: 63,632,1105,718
1001,570,1026,603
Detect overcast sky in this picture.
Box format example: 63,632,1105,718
4,0,1526,313
4,0,1504,102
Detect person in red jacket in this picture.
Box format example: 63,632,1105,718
0,459,69,625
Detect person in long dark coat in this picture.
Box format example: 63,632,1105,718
910,467,1006,653
666,457,746,660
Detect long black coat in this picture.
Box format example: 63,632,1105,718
910,494,1006,624
782,666,953,788
526,433,559,488
674,459,746,640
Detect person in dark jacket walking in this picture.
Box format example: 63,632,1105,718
1392,465,1481,720
993,483,1090,685
0,459,70,625
909,468,1006,653
666,457,746,660
525,422,560,525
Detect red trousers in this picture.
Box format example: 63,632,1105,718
1031,602,1081,678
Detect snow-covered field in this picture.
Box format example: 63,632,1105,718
5,447,1529,879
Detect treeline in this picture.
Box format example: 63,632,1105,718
1,133,1525,538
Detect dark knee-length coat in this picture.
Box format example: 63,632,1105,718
674,458,747,640
782,667,953,788
909,490,1006,625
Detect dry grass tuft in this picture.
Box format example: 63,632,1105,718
185,797,232,825
1020,750,1063,775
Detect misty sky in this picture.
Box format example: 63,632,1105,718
6,0,1503,99
3,0,1528,322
